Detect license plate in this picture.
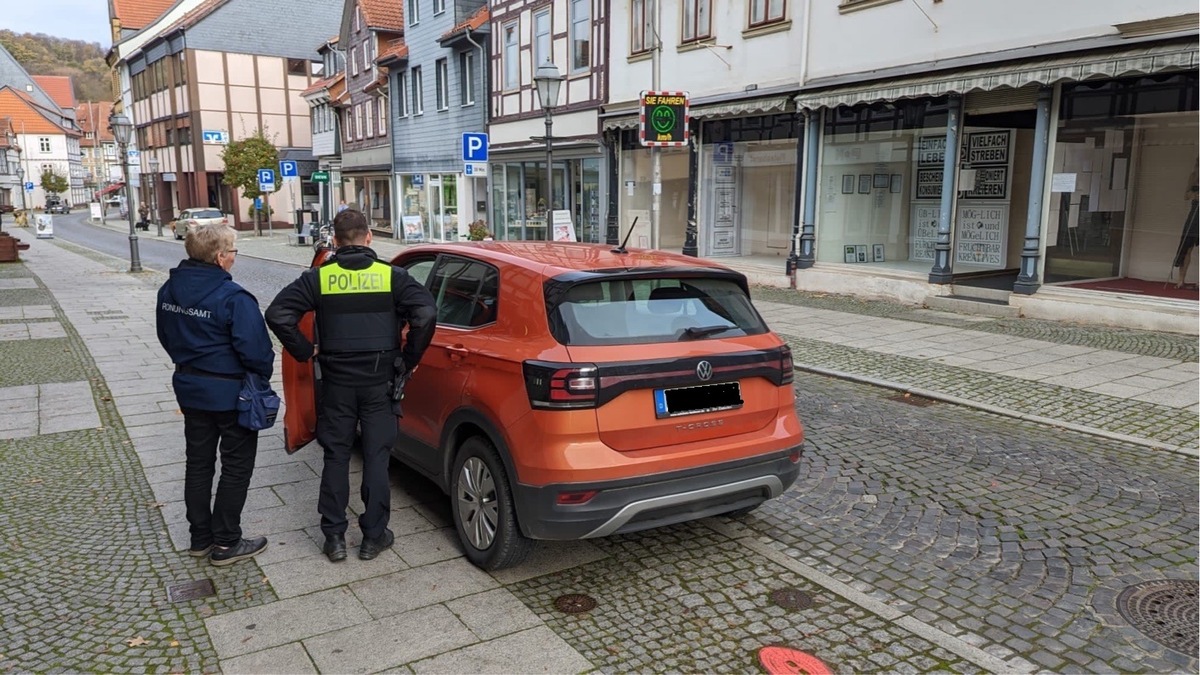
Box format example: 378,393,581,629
653,382,742,419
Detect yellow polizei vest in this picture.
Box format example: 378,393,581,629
319,261,393,295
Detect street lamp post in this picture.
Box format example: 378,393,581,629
148,155,161,237
533,61,563,236
108,111,142,273
16,166,25,224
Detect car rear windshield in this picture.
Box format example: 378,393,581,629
191,210,223,219
549,276,768,346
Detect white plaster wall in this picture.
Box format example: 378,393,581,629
805,0,1198,81
608,1,804,106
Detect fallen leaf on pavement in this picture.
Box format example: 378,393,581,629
169,640,180,648
125,637,148,647
26,478,43,485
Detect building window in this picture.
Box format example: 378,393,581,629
570,0,590,72
363,42,371,74
406,0,420,25
356,103,364,139
412,66,424,115
633,0,652,53
683,0,712,42
503,22,518,90
534,10,551,67
459,51,475,106
396,72,408,117
287,58,308,76
434,0,446,14
351,47,359,76
436,58,449,111
749,0,786,27
378,97,387,136
354,6,361,31
365,99,375,136
39,137,51,153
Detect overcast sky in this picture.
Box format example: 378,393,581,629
8,1,112,47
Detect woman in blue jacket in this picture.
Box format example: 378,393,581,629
156,223,274,566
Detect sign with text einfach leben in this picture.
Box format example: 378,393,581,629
640,91,690,147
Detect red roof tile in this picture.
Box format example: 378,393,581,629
376,42,408,64
0,88,79,136
440,6,489,42
32,76,76,109
75,101,115,146
111,0,177,30
360,0,404,32
300,72,345,98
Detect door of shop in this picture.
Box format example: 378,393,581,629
426,174,458,241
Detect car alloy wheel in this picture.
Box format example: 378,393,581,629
450,436,533,570
456,456,498,551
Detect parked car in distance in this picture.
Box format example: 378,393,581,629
0,204,14,214
281,242,805,571
45,196,69,214
170,208,229,240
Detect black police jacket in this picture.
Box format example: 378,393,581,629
265,246,437,386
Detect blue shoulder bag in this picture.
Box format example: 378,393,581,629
237,372,280,431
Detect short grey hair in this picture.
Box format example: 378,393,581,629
185,223,236,264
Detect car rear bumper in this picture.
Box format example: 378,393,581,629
511,445,801,540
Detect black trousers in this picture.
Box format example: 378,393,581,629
182,408,259,548
316,381,395,540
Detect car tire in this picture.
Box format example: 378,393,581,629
450,436,533,571
173,230,183,240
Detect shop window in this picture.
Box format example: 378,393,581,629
570,0,591,72
749,0,786,27
682,0,712,43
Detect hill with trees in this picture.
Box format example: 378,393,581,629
0,30,111,103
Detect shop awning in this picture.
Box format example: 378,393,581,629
795,40,1199,110
601,94,794,131
96,182,124,197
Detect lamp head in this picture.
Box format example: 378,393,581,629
533,61,564,111
148,156,160,173
108,111,132,145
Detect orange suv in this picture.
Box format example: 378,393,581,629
282,242,803,570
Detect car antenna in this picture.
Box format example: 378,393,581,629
611,217,638,254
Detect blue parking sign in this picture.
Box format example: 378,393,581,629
279,160,298,178
462,133,488,162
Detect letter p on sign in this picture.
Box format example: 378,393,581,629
462,133,488,163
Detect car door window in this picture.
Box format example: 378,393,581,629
428,256,499,328
404,257,437,287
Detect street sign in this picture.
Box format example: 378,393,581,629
201,130,229,145
412,174,425,188
464,162,488,177
254,197,262,209
257,168,275,192
127,149,140,160
24,182,34,192
311,170,330,183
462,133,488,162
279,160,298,179
639,91,690,147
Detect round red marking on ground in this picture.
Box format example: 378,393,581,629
758,646,833,675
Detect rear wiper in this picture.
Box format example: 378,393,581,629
681,325,735,340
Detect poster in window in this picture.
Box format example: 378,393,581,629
909,203,940,262
955,204,1008,268
857,174,871,194
402,215,424,241
841,174,855,194
889,174,903,194
872,173,889,189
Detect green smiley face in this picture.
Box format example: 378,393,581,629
651,106,676,134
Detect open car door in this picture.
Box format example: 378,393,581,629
281,247,332,453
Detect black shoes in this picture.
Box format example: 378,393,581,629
209,537,268,567
188,543,214,558
323,534,347,563
358,529,394,560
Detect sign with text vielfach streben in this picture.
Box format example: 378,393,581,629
640,91,690,147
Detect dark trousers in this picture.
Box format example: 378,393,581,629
182,408,259,547
316,381,396,540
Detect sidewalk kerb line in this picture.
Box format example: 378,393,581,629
793,363,1197,458
705,520,1030,675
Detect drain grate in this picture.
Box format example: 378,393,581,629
165,579,217,603
553,593,597,614
769,588,814,611
1116,579,1198,656
887,393,936,407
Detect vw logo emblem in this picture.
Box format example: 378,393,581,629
696,361,713,381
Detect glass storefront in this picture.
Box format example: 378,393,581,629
350,175,392,235
699,114,800,258
490,158,602,242
1046,72,1199,288
398,173,459,242
620,131,688,250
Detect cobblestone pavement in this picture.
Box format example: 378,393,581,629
0,267,274,673
512,372,1199,674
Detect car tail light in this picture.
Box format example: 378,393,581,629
523,360,598,409
779,345,794,385
556,490,598,505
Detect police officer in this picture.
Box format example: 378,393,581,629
266,209,436,562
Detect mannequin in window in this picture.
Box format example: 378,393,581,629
1172,160,1199,289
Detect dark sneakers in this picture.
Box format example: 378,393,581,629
358,529,394,560
210,537,268,567
323,534,347,563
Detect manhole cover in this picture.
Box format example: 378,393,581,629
770,588,813,611
165,579,217,603
553,593,596,614
887,393,936,407
1116,579,1198,655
